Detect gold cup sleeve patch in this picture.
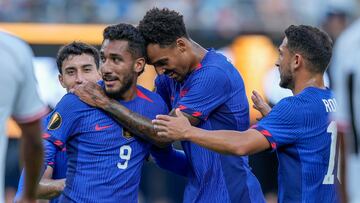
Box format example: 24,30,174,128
47,112,62,130
123,128,134,139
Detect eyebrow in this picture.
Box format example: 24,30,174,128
109,53,122,58
152,58,168,66
64,66,76,71
100,52,124,61
81,64,94,68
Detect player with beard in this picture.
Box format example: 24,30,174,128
152,25,340,203
72,8,264,202
15,42,102,203
42,23,187,202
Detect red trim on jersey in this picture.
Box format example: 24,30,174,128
178,105,187,110
180,89,189,98
192,111,202,117
260,130,272,137
195,63,202,71
137,89,153,103
54,140,63,147
42,133,50,139
270,142,277,149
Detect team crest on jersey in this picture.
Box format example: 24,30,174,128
47,112,62,130
122,128,134,139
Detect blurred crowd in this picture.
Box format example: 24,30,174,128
0,0,359,38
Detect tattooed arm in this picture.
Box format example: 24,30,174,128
104,100,172,147
72,82,186,147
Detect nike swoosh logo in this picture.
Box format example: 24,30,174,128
95,124,112,131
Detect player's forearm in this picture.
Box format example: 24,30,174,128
104,101,171,147
183,127,243,155
37,178,65,199
21,121,44,199
184,128,265,156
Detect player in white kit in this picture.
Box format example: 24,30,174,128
0,31,48,203
331,19,360,203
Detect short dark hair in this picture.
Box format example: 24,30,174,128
56,41,100,74
138,7,189,47
284,25,333,73
103,23,146,59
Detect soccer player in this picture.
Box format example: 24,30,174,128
15,42,102,202
331,18,360,203
72,8,264,202
0,31,48,203
43,23,188,202
153,25,339,203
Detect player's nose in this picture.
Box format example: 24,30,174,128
75,73,84,84
100,63,112,75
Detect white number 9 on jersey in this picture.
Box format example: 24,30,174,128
117,145,132,169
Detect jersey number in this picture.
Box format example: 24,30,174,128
323,121,341,184
117,145,132,169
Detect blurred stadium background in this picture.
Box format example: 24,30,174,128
1,0,359,202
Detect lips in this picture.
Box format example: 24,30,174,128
103,75,119,87
103,74,118,81
104,80,117,87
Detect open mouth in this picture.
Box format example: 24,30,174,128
103,75,119,87
103,74,118,81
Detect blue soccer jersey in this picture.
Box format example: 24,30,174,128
15,116,68,203
253,87,340,203
43,84,168,203
155,49,264,203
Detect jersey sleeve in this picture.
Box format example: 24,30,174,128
43,139,59,168
154,93,170,117
253,97,300,151
42,94,82,149
12,40,48,123
41,115,61,167
150,145,190,177
155,75,172,110
176,67,231,121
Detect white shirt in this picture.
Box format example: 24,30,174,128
331,19,360,203
0,31,47,203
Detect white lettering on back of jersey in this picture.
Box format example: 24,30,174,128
322,98,337,112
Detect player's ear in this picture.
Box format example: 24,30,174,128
58,74,66,88
133,57,146,74
292,53,302,70
176,38,187,53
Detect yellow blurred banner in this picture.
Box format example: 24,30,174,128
0,23,106,44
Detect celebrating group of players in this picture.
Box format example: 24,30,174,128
13,7,341,203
